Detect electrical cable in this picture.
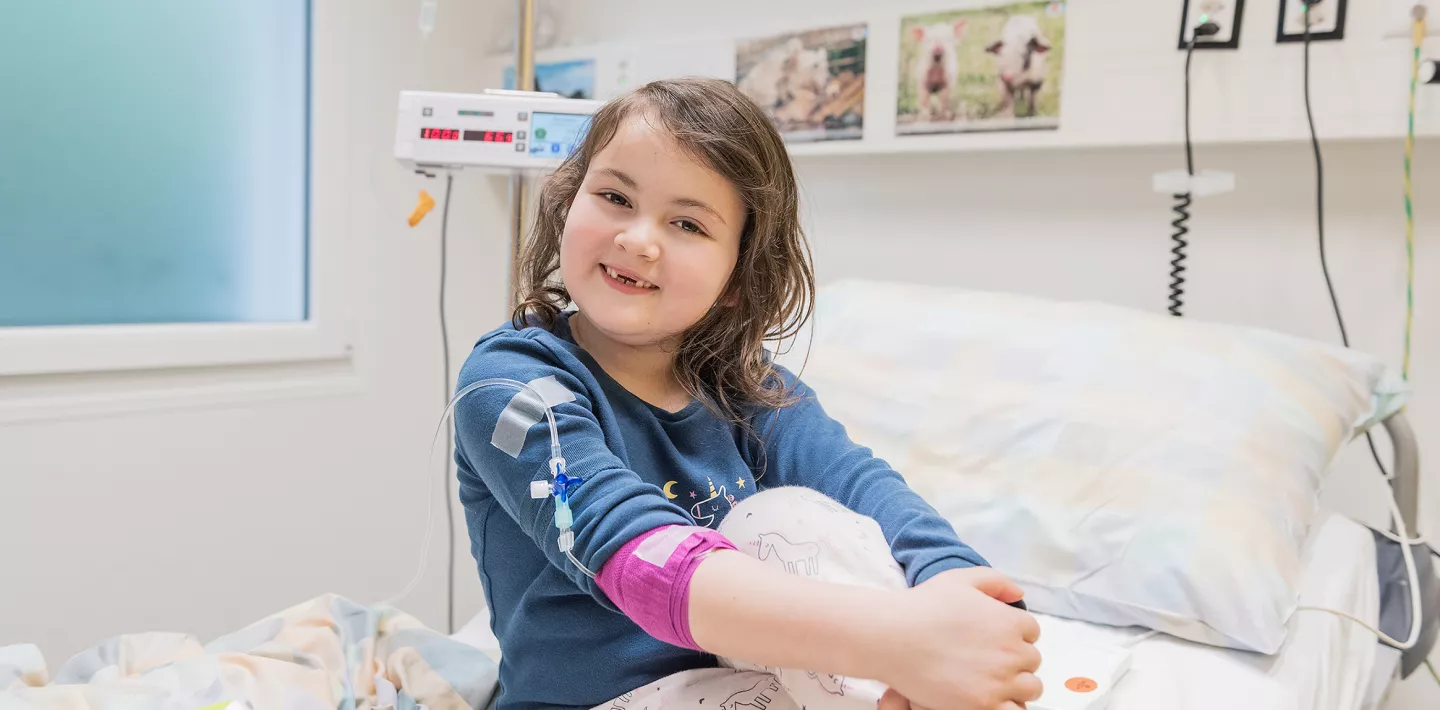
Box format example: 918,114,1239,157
1373,525,1429,548
1168,36,1202,317
1292,3,1423,654
1295,3,1398,483
1302,8,1346,347
1403,8,1435,685
1403,6,1426,384
1297,480,1424,650
1170,198,1192,317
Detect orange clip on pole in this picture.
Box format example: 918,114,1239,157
408,190,436,227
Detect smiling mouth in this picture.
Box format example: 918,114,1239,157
601,264,658,290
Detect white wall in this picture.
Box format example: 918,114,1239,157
2,0,1436,707
545,0,1440,706
0,0,513,658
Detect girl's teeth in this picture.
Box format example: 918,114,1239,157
606,266,655,289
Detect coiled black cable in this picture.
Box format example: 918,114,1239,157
1169,194,1192,317
1169,27,1211,317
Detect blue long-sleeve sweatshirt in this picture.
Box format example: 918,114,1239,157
452,313,989,710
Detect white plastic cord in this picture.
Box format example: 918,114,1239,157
381,378,586,606
1372,526,1428,548
1297,487,1424,651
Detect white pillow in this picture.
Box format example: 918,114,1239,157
775,280,1406,653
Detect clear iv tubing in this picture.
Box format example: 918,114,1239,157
382,378,594,607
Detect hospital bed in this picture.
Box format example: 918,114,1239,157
450,411,1434,710
447,281,1437,710
1023,412,1436,710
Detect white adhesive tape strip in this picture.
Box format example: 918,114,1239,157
490,375,576,458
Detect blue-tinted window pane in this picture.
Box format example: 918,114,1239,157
0,1,309,327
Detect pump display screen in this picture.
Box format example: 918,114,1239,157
464,130,514,143
529,112,592,158
420,128,515,143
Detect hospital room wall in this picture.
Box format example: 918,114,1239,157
799,143,1440,704
0,0,515,659
552,0,1440,705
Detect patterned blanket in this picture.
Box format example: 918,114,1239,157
0,595,497,710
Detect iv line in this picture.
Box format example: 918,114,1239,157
382,377,593,607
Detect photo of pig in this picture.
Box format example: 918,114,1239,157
897,1,1066,135
736,24,867,143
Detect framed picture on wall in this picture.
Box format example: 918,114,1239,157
897,1,1067,135
503,58,597,99
736,24,868,143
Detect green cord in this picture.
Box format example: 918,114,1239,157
1402,15,1424,383
1404,42,1418,382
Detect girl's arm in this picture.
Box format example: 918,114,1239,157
453,333,697,602
689,551,1044,709
745,368,991,586
687,549,899,675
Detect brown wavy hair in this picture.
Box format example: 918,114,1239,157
512,77,815,423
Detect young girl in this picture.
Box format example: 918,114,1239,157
453,77,1041,710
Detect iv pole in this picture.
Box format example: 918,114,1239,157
508,0,536,308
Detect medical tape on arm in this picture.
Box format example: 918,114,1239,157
490,375,576,457
596,525,738,651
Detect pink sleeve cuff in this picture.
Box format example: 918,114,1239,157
596,525,737,651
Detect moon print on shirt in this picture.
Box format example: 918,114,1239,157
662,480,679,499
689,476,732,528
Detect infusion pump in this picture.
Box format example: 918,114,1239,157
395,90,602,173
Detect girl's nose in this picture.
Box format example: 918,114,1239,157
615,221,661,260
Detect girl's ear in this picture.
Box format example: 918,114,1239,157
719,279,741,308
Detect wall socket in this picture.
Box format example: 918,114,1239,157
1276,0,1348,43
1179,0,1246,50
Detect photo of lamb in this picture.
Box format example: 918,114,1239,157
897,1,1066,135
736,24,867,143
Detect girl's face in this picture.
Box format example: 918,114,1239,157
560,115,745,348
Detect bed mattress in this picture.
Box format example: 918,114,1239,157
1033,510,1381,710
453,512,1382,710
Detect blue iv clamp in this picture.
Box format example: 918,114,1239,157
529,456,584,552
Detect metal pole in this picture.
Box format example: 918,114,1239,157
508,0,536,309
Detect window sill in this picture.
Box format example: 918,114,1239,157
0,322,352,377
0,355,363,425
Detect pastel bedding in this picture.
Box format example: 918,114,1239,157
0,595,497,710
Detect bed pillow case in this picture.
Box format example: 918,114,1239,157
774,279,1407,653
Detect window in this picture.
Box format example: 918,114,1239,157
0,1,348,376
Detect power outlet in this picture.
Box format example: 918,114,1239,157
1179,0,1246,50
1277,0,1348,43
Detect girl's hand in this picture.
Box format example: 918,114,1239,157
875,568,1043,710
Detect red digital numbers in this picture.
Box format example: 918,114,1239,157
425,128,516,143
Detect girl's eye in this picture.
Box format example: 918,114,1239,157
674,219,706,235
598,191,631,208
